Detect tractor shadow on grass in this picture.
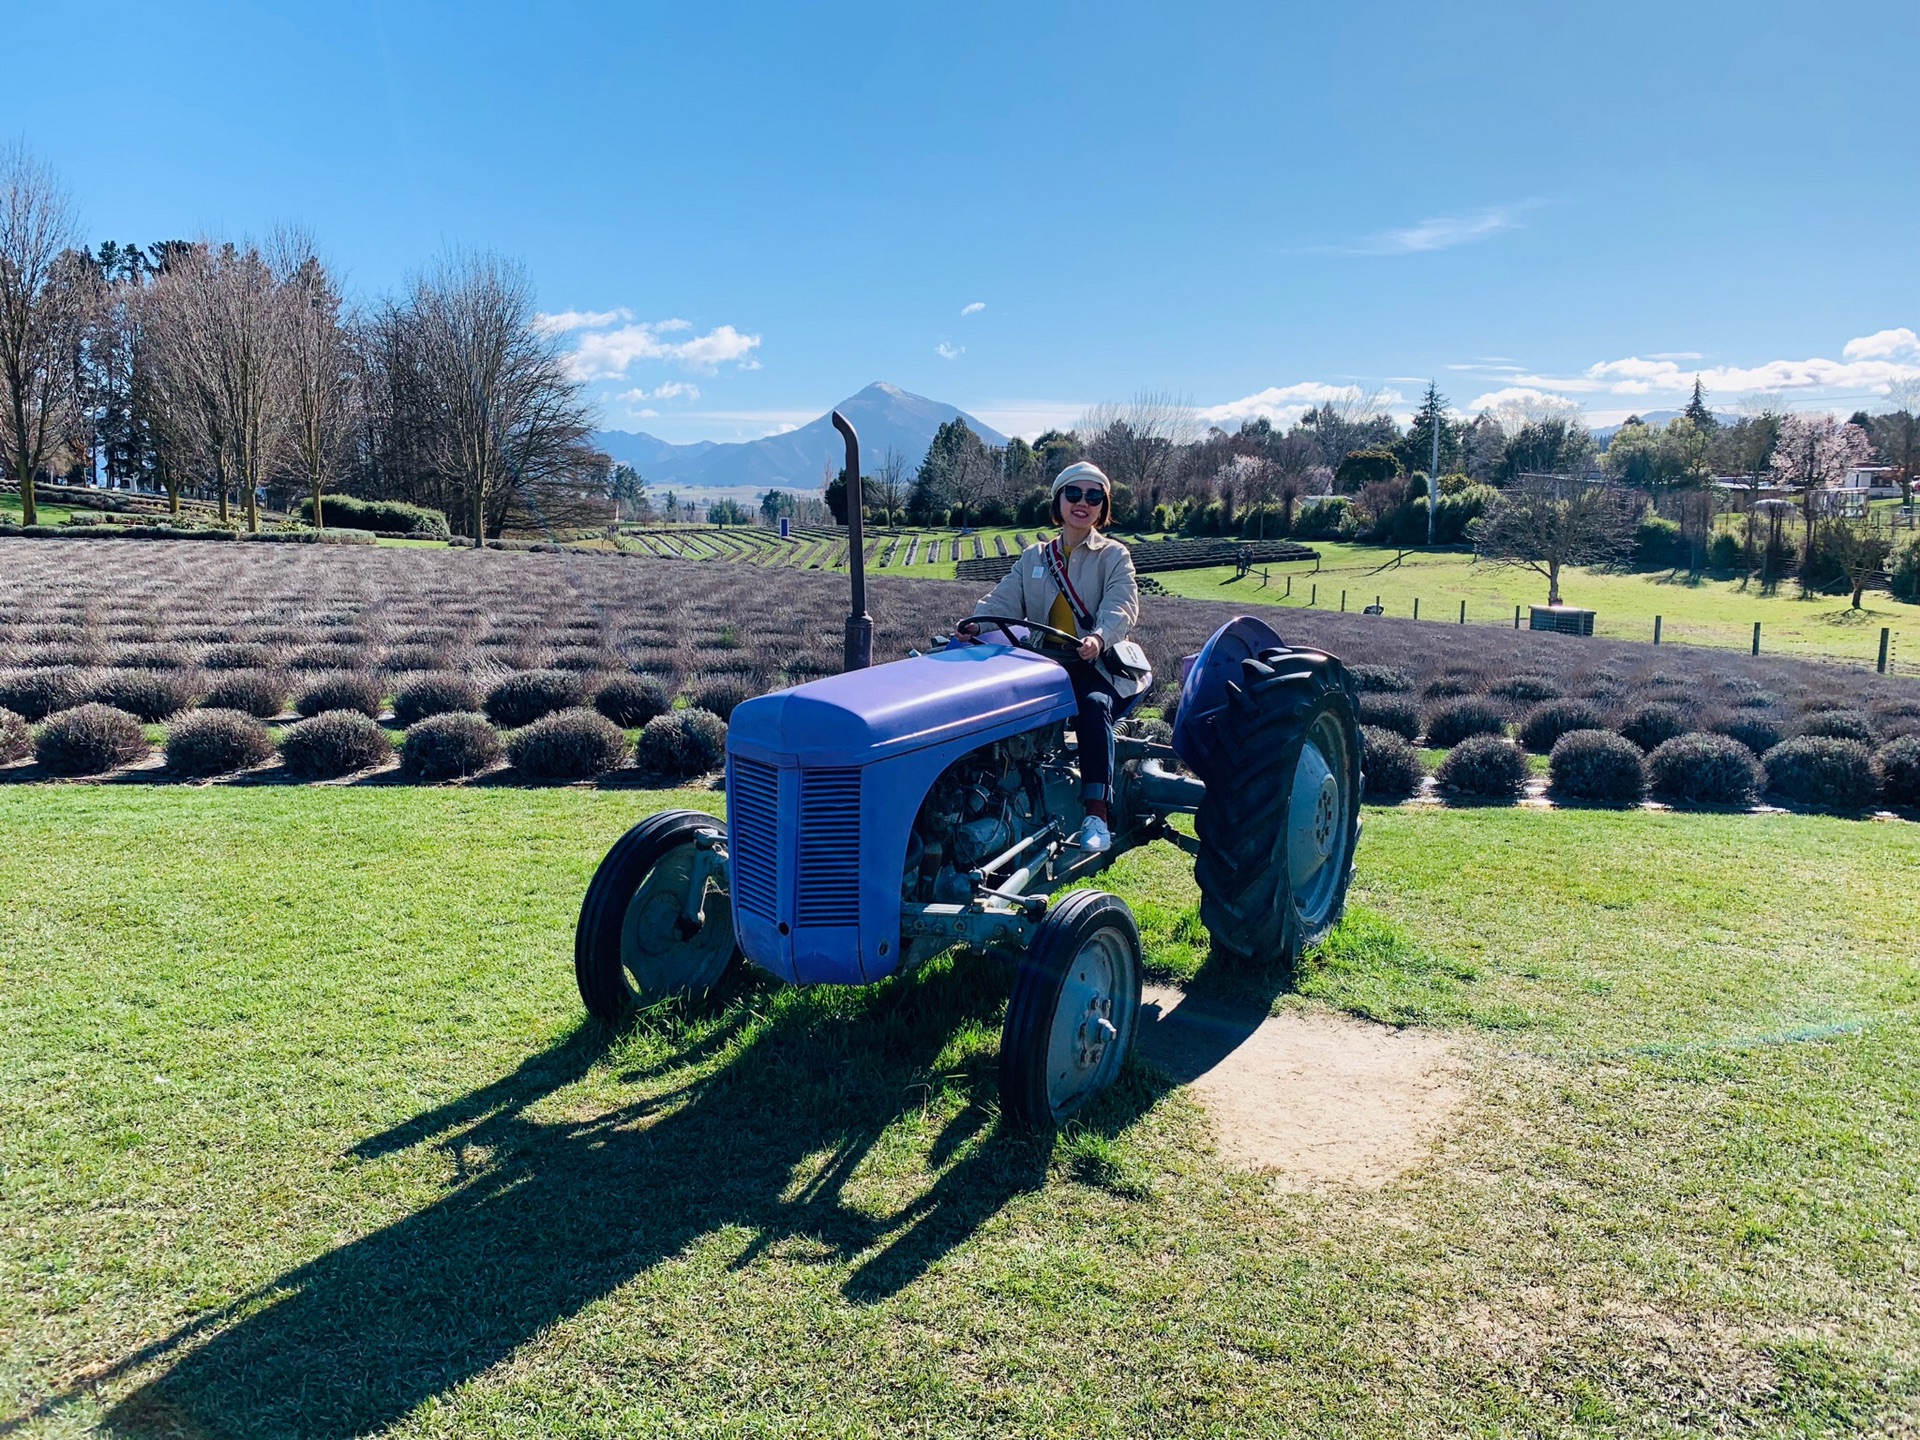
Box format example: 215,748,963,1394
94,952,1162,1440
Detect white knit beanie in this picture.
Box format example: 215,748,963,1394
1050,461,1110,499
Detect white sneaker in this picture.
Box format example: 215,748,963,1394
1077,816,1112,853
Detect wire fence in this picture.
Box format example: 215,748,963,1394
1230,563,1920,677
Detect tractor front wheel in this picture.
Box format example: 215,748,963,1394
1193,648,1361,975
575,808,741,1020
999,890,1143,1131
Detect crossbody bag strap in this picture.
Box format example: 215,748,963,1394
1044,540,1097,633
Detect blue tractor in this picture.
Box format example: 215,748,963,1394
575,611,1363,1130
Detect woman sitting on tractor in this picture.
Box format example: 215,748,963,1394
959,461,1141,853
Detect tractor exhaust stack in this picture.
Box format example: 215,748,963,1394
833,409,873,670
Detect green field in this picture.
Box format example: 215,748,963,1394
0,493,80,526
1148,541,1920,667
5,787,1917,1436
593,523,1919,669
592,525,1047,581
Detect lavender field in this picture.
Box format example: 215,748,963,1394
1,539,1916,810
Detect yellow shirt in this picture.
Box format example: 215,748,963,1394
1047,539,1078,637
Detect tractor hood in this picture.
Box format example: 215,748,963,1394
728,643,1077,769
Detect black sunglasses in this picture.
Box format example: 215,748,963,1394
1059,485,1107,505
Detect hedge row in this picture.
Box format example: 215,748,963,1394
1354,717,1917,813
295,495,450,536
1348,688,1916,763
0,703,731,783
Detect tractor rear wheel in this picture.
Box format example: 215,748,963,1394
575,808,741,1020
1192,648,1361,975
999,890,1143,1131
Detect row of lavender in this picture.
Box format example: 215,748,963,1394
1357,722,1920,811
1342,658,1920,811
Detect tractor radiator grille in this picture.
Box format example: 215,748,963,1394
796,768,862,927
728,757,779,920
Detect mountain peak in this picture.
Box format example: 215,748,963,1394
593,381,1007,490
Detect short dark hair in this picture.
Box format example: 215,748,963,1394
1050,485,1110,527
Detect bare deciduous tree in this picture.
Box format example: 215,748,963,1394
405,252,597,541
870,445,909,526
1470,476,1638,605
1714,396,1783,574
142,241,289,529
942,428,999,528
1078,390,1195,511
271,230,353,529
1876,378,1919,508
0,145,86,525
1269,431,1327,534
1822,517,1892,610
1295,386,1396,470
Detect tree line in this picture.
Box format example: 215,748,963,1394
0,146,606,537
875,378,1916,544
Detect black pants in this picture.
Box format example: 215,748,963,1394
1065,659,1121,802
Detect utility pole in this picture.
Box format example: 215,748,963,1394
1426,380,1441,548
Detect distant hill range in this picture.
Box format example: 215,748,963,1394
592,382,1009,491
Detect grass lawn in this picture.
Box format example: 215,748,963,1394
0,494,81,526
614,526,1049,581
1149,541,1920,668
4,788,1918,1436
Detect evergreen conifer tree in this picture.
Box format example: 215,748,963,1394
1683,377,1716,429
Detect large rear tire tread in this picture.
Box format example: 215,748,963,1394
1192,648,1362,975
999,890,1143,1133
575,808,736,1021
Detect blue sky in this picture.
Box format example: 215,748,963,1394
8,0,1917,441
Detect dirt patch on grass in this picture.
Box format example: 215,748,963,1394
1137,984,1461,1186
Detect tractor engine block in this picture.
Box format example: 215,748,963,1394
902,726,1077,906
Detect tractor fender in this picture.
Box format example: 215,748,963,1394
1169,615,1286,789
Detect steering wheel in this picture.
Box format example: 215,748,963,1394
959,613,1083,655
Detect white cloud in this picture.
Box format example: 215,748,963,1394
1197,382,1403,428
936,341,964,360
616,382,702,404
567,321,762,380
1842,327,1920,361
960,301,986,316
1354,204,1527,255
1466,387,1588,421
533,307,632,336
1448,329,1920,419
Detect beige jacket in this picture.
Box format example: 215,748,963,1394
972,530,1139,648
